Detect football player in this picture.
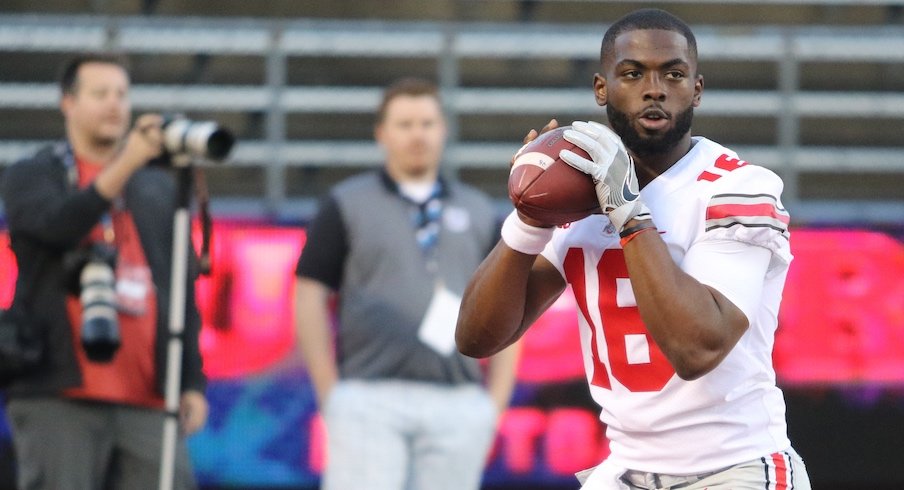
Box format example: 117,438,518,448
456,9,811,490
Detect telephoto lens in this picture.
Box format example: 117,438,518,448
161,116,235,164
79,259,120,362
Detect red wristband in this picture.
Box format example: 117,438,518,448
619,225,657,248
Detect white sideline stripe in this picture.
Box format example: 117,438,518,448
705,215,789,230
709,194,781,207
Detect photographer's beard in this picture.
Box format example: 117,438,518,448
91,116,129,149
90,133,121,153
68,120,127,163
607,103,694,158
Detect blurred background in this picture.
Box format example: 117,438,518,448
0,1,902,489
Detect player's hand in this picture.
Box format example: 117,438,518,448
511,119,560,228
511,118,559,168
560,121,649,231
119,113,165,168
522,118,559,145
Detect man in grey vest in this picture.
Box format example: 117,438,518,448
294,78,519,490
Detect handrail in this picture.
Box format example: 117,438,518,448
0,15,901,222
2,140,902,173
3,85,904,118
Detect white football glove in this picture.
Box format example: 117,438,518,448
560,121,651,232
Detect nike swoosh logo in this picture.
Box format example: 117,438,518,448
622,172,639,201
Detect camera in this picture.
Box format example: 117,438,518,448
76,245,120,362
150,115,235,167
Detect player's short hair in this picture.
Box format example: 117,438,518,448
376,78,442,123
601,9,698,65
59,53,130,95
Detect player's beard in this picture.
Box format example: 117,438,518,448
607,103,694,158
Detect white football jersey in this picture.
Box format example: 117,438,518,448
542,137,793,474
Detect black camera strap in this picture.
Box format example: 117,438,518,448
193,167,213,276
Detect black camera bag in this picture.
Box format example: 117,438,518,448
0,251,47,388
0,306,43,387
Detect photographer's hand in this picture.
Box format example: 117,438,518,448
94,114,165,200
179,389,209,435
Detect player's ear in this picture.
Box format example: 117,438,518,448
693,74,704,108
593,73,607,107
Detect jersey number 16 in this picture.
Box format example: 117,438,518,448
564,248,675,392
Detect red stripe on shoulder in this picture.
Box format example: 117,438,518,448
706,203,790,225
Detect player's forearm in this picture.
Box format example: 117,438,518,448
456,242,538,358
294,279,339,408
622,227,747,379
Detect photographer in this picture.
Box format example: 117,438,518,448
0,54,206,489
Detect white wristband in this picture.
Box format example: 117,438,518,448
501,210,555,255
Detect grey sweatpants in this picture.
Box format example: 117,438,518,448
321,380,498,490
6,397,196,490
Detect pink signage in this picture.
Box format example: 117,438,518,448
2,227,903,385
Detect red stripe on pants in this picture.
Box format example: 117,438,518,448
772,452,788,490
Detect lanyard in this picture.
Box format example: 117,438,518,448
60,142,115,245
402,181,444,272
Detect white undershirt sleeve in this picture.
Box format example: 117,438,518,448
681,239,773,324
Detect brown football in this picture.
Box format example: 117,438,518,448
508,126,600,226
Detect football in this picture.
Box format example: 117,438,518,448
508,126,600,226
